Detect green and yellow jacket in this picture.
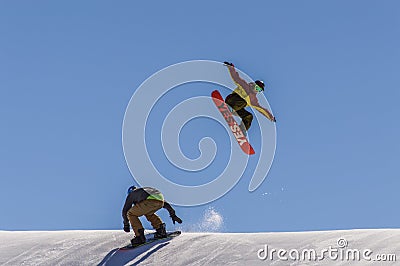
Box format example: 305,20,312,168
227,65,274,121
122,187,176,224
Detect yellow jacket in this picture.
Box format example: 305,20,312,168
227,66,275,121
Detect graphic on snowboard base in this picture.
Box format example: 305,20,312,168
211,90,255,155
119,231,181,250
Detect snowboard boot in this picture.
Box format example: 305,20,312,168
130,228,146,247
154,223,167,239
239,122,247,137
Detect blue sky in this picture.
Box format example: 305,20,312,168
1,1,399,232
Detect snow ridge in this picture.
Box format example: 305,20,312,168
0,229,399,265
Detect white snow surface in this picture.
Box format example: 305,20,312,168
0,229,399,265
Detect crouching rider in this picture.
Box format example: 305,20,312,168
122,185,183,247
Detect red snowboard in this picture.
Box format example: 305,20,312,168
211,90,255,155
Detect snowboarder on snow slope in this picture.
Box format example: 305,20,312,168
122,186,183,247
223,61,276,134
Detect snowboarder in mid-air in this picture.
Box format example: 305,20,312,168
122,185,182,247
223,61,276,134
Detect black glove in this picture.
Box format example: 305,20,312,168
223,61,234,67
170,214,182,225
123,223,130,233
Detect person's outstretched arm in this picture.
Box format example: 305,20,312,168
249,94,276,122
253,105,276,122
122,193,135,231
163,201,183,224
224,62,248,90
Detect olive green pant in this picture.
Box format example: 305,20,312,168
225,93,253,130
127,199,164,236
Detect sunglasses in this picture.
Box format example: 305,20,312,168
255,84,264,92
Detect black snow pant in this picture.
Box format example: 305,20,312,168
225,93,253,130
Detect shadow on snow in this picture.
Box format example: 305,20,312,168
98,239,171,266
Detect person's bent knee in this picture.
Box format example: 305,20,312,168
127,208,137,217
244,113,253,122
243,113,253,129
225,95,234,106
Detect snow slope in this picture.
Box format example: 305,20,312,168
0,229,399,265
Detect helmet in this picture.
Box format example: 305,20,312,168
255,80,265,91
127,185,136,194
